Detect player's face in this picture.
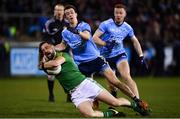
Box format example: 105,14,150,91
114,8,126,24
64,8,77,24
54,5,64,20
41,43,55,58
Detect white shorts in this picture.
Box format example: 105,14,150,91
70,78,103,107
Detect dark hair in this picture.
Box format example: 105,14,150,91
64,4,77,13
114,4,127,11
38,41,49,61
39,41,47,52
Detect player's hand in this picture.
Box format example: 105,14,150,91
67,27,79,34
106,40,116,51
139,56,148,70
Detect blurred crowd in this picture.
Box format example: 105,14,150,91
0,0,180,76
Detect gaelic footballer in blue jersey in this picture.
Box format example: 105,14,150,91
57,5,150,114
93,4,148,99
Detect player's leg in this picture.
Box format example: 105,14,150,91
103,67,150,116
77,101,103,117
102,67,135,98
47,75,55,102
96,89,131,107
105,66,118,98
78,60,100,109
108,82,118,98
117,60,139,98
74,79,123,118
77,100,122,117
105,54,126,99
96,89,149,116
107,82,118,109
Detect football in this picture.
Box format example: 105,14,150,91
46,65,62,75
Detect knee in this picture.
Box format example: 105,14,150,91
110,80,121,87
121,73,132,81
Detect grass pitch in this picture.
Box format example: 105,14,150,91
0,76,180,118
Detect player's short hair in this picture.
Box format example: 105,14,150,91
38,41,47,61
54,3,64,8
64,4,77,13
39,41,47,54
39,41,53,53
114,4,127,11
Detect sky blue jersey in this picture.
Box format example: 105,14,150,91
98,18,135,58
62,21,100,65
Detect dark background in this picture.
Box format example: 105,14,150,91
0,0,180,77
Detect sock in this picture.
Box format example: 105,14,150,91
132,96,140,102
131,101,141,113
103,109,117,117
111,90,117,98
47,79,54,97
131,101,137,109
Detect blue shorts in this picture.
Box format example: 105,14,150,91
106,53,127,70
78,57,109,77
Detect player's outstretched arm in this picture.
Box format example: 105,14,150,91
131,36,143,57
131,36,148,70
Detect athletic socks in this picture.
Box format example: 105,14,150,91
47,80,55,102
103,108,119,117
111,90,117,98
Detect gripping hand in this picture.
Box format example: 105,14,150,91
139,56,148,70
67,27,79,34
106,40,116,52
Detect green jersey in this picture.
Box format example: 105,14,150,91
55,51,86,93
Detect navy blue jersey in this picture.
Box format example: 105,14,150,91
43,18,68,45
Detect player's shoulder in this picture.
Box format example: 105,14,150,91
45,18,55,25
101,18,114,24
123,22,133,30
62,28,68,34
78,21,90,27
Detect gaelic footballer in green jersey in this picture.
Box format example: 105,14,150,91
38,42,150,117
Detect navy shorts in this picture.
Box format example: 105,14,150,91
106,53,127,70
78,57,109,77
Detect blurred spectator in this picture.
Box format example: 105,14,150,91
0,39,9,77
145,18,165,76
